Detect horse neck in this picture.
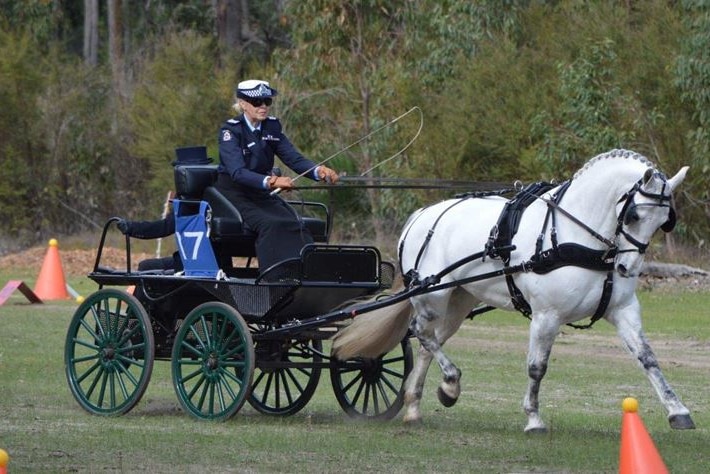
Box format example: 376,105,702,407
560,164,643,243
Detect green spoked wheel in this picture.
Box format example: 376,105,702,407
330,338,413,420
248,330,322,416
64,289,154,416
171,302,254,421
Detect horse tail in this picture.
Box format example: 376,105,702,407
331,297,412,360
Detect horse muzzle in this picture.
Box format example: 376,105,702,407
616,263,636,278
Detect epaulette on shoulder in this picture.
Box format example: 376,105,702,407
227,118,241,124
265,116,279,121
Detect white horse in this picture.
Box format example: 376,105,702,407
333,149,694,432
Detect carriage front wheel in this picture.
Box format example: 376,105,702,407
330,338,413,420
64,288,155,416
171,302,255,421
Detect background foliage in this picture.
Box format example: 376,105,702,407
0,0,708,256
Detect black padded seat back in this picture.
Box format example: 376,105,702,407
174,165,218,199
202,186,258,257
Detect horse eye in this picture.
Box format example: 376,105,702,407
623,208,640,225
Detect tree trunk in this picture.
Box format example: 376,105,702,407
83,0,99,66
108,0,124,94
216,0,242,51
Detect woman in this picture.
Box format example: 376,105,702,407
216,79,339,273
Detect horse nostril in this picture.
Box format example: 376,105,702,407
617,264,627,275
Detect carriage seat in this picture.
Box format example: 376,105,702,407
173,164,329,258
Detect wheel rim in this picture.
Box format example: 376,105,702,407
330,338,412,420
171,302,254,421
64,289,154,415
248,331,322,416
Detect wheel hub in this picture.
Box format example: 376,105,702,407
100,342,117,369
361,357,383,384
254,340,287,373
203,352,220,380
102,346,115,360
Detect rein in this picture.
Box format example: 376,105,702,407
537,190,615,249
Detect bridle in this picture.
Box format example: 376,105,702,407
613,171,674,256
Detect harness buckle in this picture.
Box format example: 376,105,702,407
484,225,499,261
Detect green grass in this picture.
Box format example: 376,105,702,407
0,271,709,472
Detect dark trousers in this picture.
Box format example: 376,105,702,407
216,175,313,272
137,253,182,272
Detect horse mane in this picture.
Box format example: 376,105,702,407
572,149,656,180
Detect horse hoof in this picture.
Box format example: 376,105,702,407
669,414,696,430
437,387,458,407
524,426,548,435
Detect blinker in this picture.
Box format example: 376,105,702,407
661,207,676,232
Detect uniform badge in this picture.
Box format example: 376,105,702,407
222,130,232,141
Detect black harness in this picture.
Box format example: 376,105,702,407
485,180,616,328
400,172,675,329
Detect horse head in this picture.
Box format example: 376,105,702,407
614,165,688,277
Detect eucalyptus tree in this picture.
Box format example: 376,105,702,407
272,0,417,244
272,1,522,243
675,0,710,239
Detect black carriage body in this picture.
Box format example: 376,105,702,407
65,160,411,421
88,243,394,359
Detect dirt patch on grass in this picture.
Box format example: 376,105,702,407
0,246,154,277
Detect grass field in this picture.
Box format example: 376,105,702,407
0,269,709,473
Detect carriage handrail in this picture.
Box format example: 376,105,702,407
92,217,132,274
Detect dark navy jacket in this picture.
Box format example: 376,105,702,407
217,115,318,190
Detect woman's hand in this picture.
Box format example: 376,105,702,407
268,176,295,190
317,165,339,184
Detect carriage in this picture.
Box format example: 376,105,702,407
65,148,696,432
63,160,413,421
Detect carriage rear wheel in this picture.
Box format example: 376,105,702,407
248,327,322,416
171,302,254,421
330,338,413,420
64,288,154,416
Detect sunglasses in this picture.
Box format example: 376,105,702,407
245,98,273,107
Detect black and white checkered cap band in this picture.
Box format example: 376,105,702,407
237,81,278,99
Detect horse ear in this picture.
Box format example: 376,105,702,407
668,166,689,192
643,167,654,183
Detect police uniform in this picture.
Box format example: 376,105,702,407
216,81,320,273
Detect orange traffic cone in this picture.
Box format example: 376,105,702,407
0,448,9,474
619,397,669,474
33,239,70,300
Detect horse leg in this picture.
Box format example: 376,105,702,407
404,289,471,422
610,306,695,430
404,322,462,423
523,314,560,433
402,343,434,424
420,336,462,408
